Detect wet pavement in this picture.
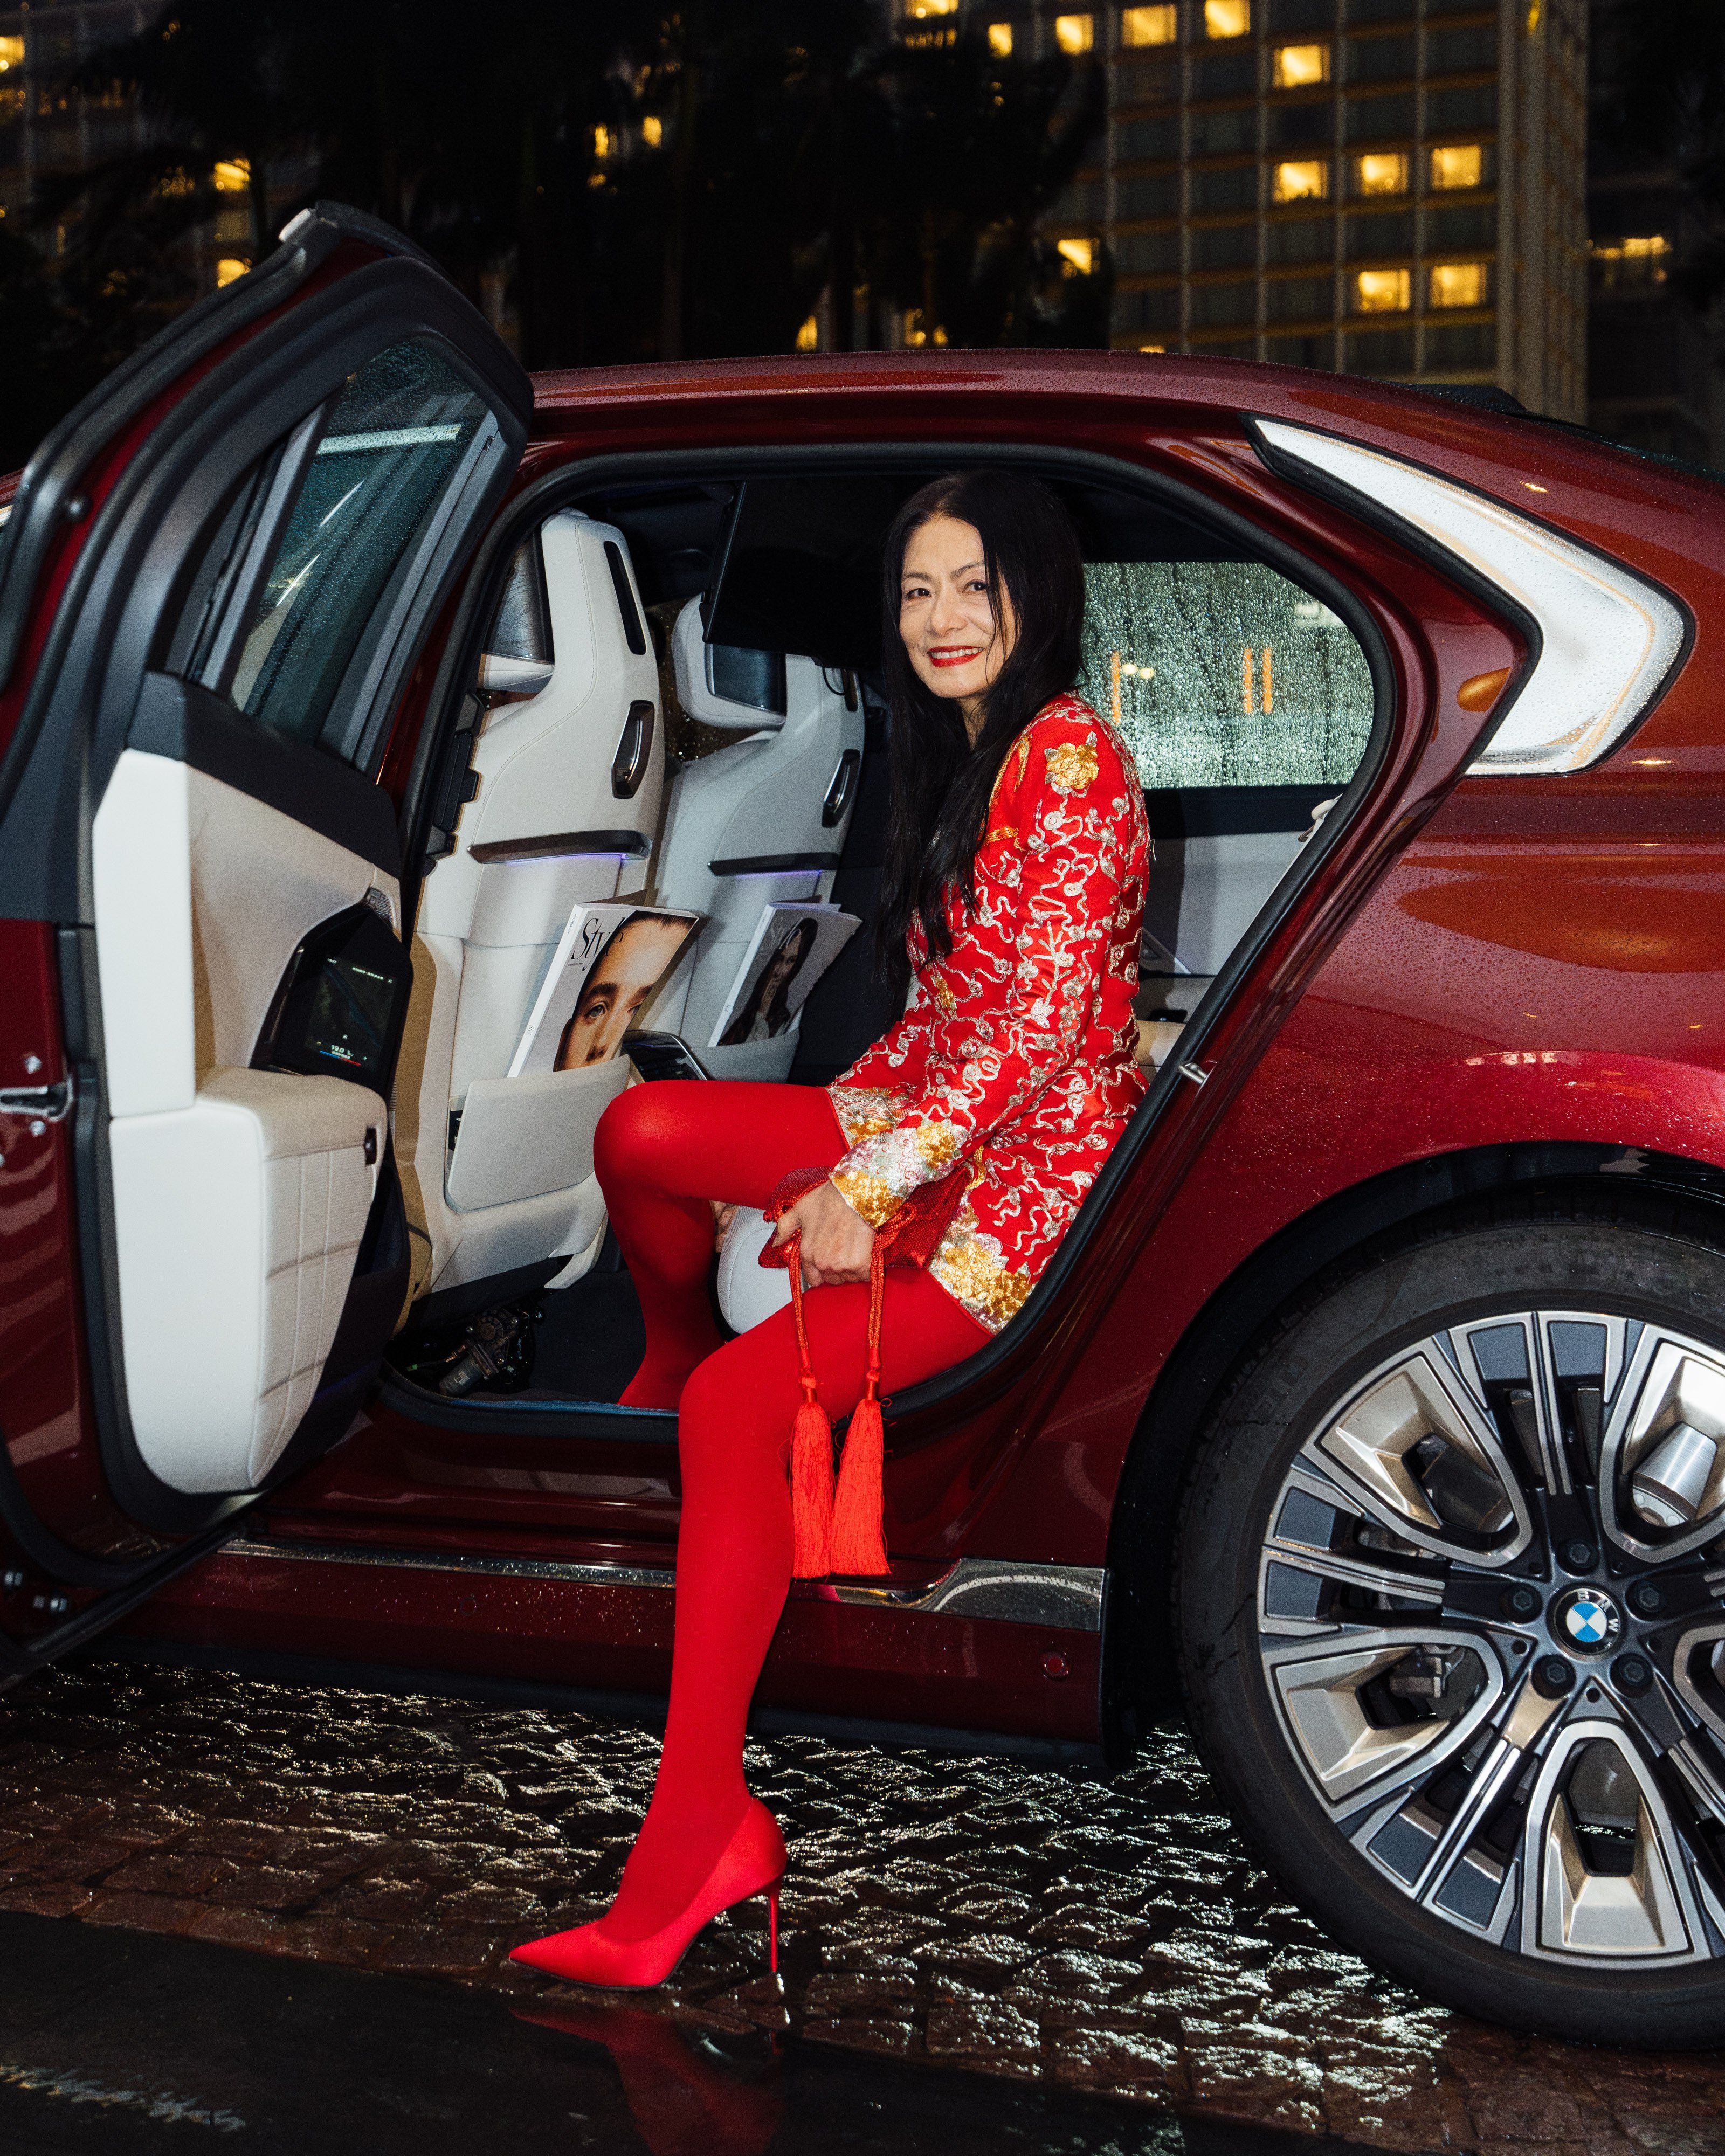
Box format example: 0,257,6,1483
0,1660,1716,2156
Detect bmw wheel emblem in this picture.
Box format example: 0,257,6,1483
1551,1585,1622,1656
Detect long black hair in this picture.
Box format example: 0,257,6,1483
875,469,1086,992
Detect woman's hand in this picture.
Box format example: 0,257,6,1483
775,1179,875,1287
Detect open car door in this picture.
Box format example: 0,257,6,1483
0,204,532,1667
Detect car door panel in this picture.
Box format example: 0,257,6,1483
0,205,532,1580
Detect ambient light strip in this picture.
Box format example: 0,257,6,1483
1252,417,1687,776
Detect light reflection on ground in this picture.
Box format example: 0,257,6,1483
0,1662,1715,2153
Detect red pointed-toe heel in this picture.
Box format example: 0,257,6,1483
509,1799,785,1989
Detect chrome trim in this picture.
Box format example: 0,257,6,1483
0,1079,73,1123
830,1558,1105,1629
223,1537,675,1591
220,1541,1105,1630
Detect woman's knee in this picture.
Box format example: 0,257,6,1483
595,1081,686,1183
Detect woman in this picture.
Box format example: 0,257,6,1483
718,915,819,1046
511,469,1150,1986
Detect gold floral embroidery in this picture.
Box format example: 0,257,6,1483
931,975,958,1016
982,825,1019,846
829,1086,904,1145
913,1121,962,1173
1014,736,1031,784
929,1208,1033,1331
1045,737,1099,795
830,1169,901,1228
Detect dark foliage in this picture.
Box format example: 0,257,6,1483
0,0,1112,467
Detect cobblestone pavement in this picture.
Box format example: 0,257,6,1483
0,1661,1717,2156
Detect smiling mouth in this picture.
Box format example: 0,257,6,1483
927,646,983,669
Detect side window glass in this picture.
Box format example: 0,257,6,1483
1076,561,1374,790
487,535,553,667
231,341,492,760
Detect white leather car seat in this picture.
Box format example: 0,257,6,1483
398,510,664,1301
643,599,865,1080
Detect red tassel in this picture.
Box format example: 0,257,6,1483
830,1246,890,1577
791,1393,834,1579
785,1240,833,1579
831,1393,887,1574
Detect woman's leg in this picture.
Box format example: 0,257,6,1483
600,1268,989,1941
595,1081,847,1408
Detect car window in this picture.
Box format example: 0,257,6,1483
1075,561,1374,790
231,340,493,760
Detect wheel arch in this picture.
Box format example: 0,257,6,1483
1098,1136,1725,1761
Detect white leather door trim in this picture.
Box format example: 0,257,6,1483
111,1067,381,1492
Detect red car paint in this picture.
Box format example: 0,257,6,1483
3,342,1721,1752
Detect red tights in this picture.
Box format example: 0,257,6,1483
591,1080,988,1939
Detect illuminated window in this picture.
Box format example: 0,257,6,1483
1354,266,1409,312
1205,0,1250,38
903,0,958,13
1273,160,1328,203
1355,151,1407,195
1273,42,1328,87
795,315,819,351
592,123,611,160
641,114,663,147
216,258,249,287
0,35,24,70
213,158,250,194
1590,234,1672,290
1140,343,1167,351
1429,261,1486,308
1058,237,1096,273
1429,143,1482,191
1122,4,1177,43
1056,13,1095,51
904,312,950,347
988,22,1013,53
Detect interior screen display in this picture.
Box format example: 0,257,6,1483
256,902,413,1094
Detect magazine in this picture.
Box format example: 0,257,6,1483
509,903,701,1076
708,903,860,1049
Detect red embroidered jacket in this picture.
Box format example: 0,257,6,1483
828,694,1151,1333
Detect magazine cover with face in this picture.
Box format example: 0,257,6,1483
709,904,860,1049
510,904,701,1076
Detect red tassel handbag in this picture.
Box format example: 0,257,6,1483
758,1161,972,1580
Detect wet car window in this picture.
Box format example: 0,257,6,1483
1077,561,1374,789
231,339,491,762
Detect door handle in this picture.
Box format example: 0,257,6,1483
611,700,656,799
821,748,861,828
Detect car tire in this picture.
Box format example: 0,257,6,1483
1176,1192,1725,2047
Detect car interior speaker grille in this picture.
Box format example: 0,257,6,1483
1250,417,1687,775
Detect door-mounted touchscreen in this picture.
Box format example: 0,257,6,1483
253,900,413,1093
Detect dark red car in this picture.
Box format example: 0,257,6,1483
3,205,1723,2046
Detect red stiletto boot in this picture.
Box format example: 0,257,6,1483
509,1799,785,1989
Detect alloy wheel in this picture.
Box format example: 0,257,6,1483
1258,1309,1725,1968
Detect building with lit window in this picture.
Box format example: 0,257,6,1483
1585,0,1724,467
0,0,155,236
0,0,306,298
903,0,1588,418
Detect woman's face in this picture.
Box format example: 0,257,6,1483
898,514,1018,734
556,916,690,1068
758,925,812,1005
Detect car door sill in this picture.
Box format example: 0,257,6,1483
373,1370,677,1441
222,1536,1105,1629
